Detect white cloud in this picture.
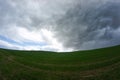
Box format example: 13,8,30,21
0,39,14,48
1,0,119,52
0,24,67,51
17,27,45,42
0,0,75,52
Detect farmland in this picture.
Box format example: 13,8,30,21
0,45,120,80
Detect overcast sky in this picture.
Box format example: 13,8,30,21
0,0,120,52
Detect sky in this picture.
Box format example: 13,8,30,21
0,0,120,52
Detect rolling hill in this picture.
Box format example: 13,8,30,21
0,45,120,80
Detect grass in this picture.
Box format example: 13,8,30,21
0,45,120,80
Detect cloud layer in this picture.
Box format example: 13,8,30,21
53,0,120,51
0,0,120,52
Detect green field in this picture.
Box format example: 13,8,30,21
0,45,120,80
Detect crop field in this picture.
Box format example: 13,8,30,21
0,45,120,80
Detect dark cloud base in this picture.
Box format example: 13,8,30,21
0,0,120,52
54,0,120,51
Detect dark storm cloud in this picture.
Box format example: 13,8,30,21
1,0,120,51
54,0,120,50
0,0,77,51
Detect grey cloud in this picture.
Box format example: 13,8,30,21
1,0,120,51
0,0,16,27
54,0,120,50
0,0,77,51
0,0,75,29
